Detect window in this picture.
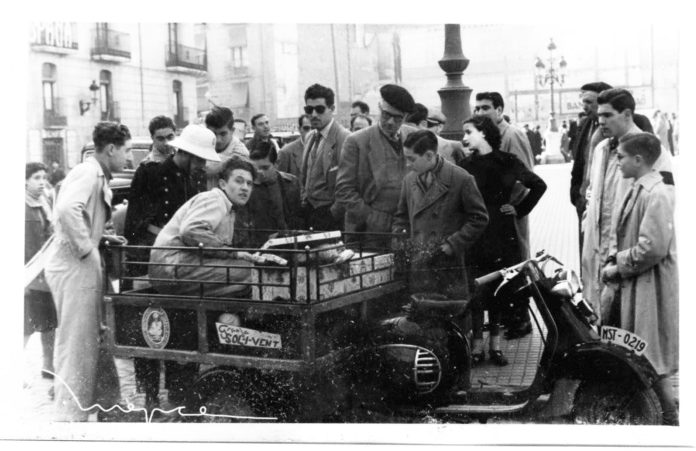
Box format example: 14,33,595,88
42,62,56,112
99,70,112,120
173,80,183,123
231,46,248,68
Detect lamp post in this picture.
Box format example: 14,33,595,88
534,38,567,122
535,39,567,164
437,24,471,141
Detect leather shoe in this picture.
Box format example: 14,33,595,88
489,349,508,366
471,351,486,366
504,321,532,340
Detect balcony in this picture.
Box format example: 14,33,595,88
30,22,78,54
101,101,121,122
91,28,131,62
166,43,207,74
229,65,249,78
43,97,67,128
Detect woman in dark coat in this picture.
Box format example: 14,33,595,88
460,116,547,365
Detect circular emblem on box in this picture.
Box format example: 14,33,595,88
141,307,170,349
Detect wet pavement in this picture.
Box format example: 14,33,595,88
20,162,679,424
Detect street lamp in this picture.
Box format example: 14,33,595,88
79,80,100,115
534,38,567,119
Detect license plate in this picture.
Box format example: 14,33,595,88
215,323,282,350
599,326,648,356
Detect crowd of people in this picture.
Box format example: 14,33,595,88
24,80,677,424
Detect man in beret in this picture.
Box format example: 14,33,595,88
335,84,418,236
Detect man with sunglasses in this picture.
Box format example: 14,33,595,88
300,84,350,231
276,114,311,178
123,124,218,410
335,84,417,236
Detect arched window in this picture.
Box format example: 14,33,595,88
99,69,112,120
42,62,57,111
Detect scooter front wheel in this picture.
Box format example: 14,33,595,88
571,380,662,425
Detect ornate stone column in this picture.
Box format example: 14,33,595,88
437,24,472,141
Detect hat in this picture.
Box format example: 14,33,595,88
379,84,415,115
427,108,446,125
169,125,220,162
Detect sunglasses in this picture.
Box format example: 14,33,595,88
301,125,311,131
304,105,328,115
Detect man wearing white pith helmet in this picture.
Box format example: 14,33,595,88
124,124,220,409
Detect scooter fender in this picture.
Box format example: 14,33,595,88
554,341,659,387
540,341,659,418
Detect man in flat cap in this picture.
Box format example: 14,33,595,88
335,84,417,236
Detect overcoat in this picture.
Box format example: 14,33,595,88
335,123,417,233
581,129,673,323
392,159,488,299
44,157,121,421
613,171,678,376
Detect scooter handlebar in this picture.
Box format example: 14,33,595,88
474,270,504,288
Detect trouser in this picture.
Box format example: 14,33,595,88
134,358,199,404
45,243,121,421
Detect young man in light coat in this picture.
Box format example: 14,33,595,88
45,122,132,421
601,133,678,425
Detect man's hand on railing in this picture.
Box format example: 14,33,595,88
101,235,127,246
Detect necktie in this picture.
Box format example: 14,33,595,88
304,133,322,194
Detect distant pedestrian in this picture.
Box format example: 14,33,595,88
25,162,57,383
461,116,546,360
600,132,678,425
350,114,372,132
45,122,132,421
245,113,279,154
232,118,248,142
276,114,311,178
350,100,370,119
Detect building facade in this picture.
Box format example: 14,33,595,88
27,22,206,169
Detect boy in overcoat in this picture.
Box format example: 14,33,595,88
392,130,488,300
601,132,678,425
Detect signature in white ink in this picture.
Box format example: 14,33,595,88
42,370,278,423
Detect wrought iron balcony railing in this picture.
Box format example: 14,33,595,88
91,27,131,60
166,43,207,72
